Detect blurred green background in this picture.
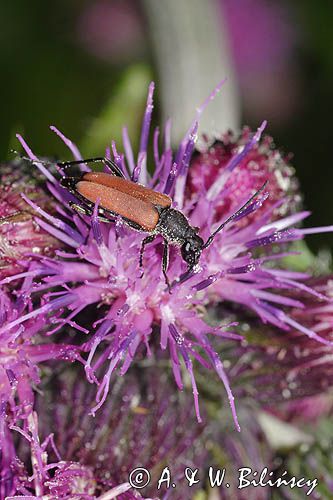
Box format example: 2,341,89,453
1,0,333,250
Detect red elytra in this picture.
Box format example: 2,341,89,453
77,172,171,231
82,172,171,207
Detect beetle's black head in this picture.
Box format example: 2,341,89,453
181,234,204,269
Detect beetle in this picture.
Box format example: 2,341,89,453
13,152,266,289
50,156,267,291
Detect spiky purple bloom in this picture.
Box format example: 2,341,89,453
7,409,142,499
198,276,333,416
0,162,61,280
0,415,22,499
4,83,333,432
0,289,79,496
0,289,79,418
187,128,300,227
263,276,333,422
223,315,333,410
10,366,205,499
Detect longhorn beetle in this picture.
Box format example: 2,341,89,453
15,154,267,290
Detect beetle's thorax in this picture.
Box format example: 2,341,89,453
156,207,196,245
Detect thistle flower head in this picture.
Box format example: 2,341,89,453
203,276,333,412
0,161,60,280
4,82,333,432
0,412,23,499
11,366,205,499
0,291,79,498
0,286,79,434
8,409,142,499
187,127,300,227
265,277,333,421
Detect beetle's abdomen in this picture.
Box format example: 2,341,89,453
82,172,172,208
77,180,159,231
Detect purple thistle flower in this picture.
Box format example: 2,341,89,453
228,317,333,410
0,162,61,281
262,276,333,422
10,366,205,499
0,289,80,496
0,345,79,496
0,290,78,498
4,83,333,432
8,409,142,499
0,289,79,419
187,127,300,227
200,276,333,415
0,414,23,499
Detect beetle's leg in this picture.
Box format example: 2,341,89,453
0,211,31,225
69,201,91,216
139,234,156,277
69,201,111,222
162,239,171,293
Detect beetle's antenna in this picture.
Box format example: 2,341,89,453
11,151,124,177
11,150,78,175
11,150,54,167
203,181,268,249
46,157,124,176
